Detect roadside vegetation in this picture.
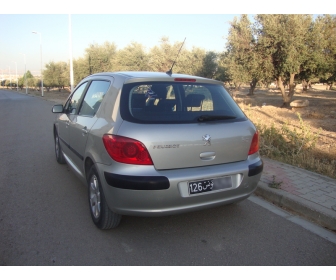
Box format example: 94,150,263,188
256,114,335,179
239,90,336,179
1,14,335,178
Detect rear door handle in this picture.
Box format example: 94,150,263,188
82,126,88,135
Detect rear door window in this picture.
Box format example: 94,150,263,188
78,80,110,117
120,82,246,124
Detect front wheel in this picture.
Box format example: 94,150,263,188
87,165,121,229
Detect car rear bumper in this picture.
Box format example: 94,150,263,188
98,155,263,216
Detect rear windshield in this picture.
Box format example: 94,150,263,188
120,82,246,124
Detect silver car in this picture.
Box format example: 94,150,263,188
52,72,263,229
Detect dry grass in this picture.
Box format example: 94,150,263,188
234,85,336,179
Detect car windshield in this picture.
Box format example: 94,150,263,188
120,82,246,124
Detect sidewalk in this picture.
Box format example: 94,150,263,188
255,157,336,231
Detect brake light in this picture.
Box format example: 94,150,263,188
248,131,259,155
103,135,153,165
174,78,196,82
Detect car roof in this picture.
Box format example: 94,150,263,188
86,71,222,85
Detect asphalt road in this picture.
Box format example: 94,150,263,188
1,90,336,266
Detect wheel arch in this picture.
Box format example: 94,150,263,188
84,156,95,180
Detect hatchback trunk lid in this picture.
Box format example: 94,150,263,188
117,121,255,170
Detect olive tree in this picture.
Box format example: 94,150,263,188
225,14,273,95
85,41,117,74
43,62,69,91
148,37,187,73
313,14,336,89
114,42,149,71
255,14,313,107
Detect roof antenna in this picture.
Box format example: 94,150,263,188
166,37,186,76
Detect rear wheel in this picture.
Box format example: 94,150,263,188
54,130,66,164
87,165,121,229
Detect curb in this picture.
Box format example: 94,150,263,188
255,182,336,231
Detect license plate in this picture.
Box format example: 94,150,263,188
188,176,232,195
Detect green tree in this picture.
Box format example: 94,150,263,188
214,51,231,83
313,14,336,89
5,79,11,89
148,37,186,73
114,42,149,71
220,50,248,90
43,62,69,91
255,14,313,107
85,41,117,74
18,76,24,90
25,70,34,79
181,47,206,76
23,70,36,88
197,51,219,79
225,15,273,95
73,57,90,85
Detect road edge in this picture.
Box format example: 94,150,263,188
255,182,336,231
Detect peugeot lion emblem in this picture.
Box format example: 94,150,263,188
202,134,211,146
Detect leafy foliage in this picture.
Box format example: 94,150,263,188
255,15,314,105
43,62,69,90
114,42,149,71
224,15,273,94
32,14,335,99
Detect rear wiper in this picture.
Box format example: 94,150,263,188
197,115,236,122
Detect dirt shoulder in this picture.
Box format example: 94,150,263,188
230,85,336,160
8,87,71,104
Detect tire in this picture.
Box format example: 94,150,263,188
54,130,66,164
87,165,122,229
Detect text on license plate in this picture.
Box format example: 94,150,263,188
188,176,232,195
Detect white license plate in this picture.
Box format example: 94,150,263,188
188,176,232,195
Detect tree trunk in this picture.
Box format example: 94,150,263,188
289,73,296,99
277,76,286,105
329,82,334,90
278,75,296,108
233,82,240,91
248,78,258,96
302,79,308,92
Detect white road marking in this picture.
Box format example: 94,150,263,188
248,194,336,245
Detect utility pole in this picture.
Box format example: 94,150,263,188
32,31,44,96
8,66,11,90
20,53,28,94
13,62,18,91
69,14,74,93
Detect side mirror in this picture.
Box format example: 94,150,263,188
52,104,64,113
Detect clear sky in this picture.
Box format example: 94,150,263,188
0,1,332,77
0,14,240,76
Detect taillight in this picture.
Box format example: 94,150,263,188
102,135,153,165
248,131,259,155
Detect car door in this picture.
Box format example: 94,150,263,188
68,80,111,172
58,82,89,163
